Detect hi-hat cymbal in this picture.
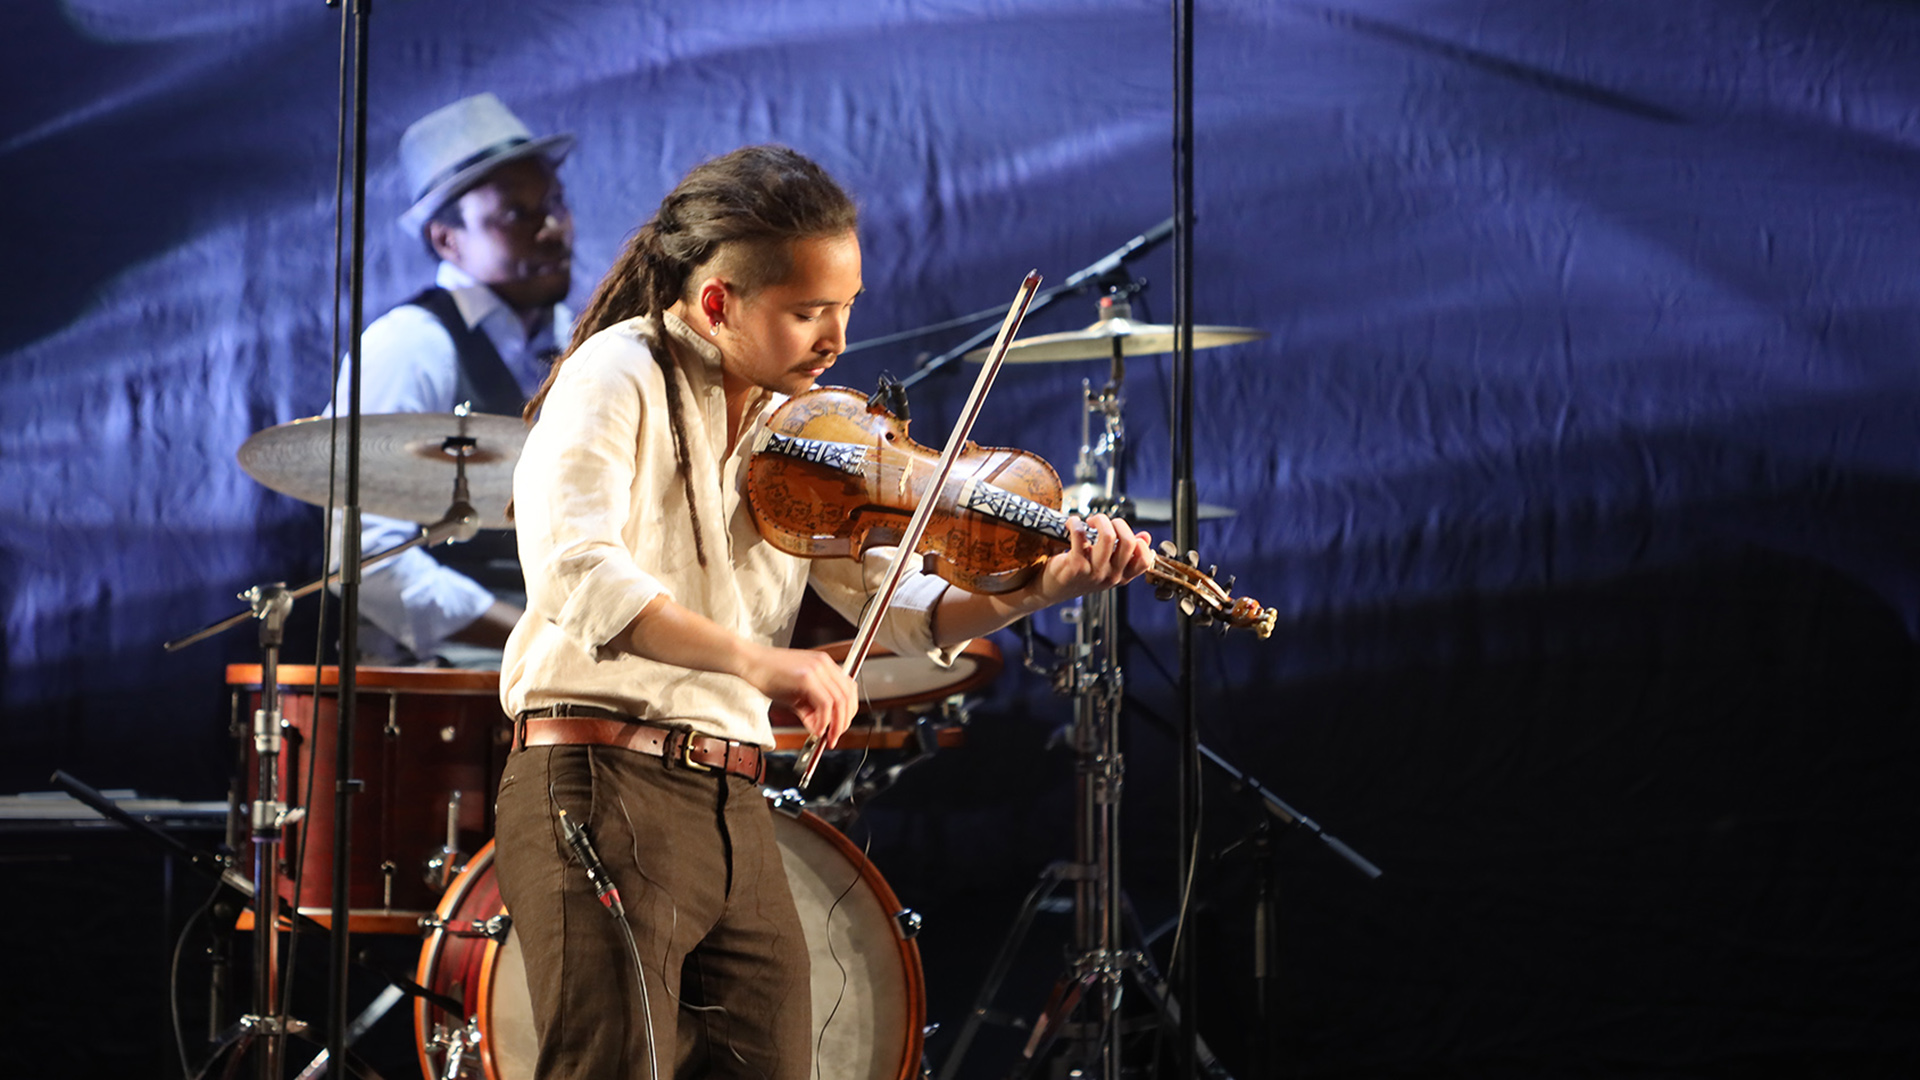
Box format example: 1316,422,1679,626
965,316,1267,364
1063,483,1236,523
238,412,527,529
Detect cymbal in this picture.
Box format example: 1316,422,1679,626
238,412,527,529
1063,483,1236,523
965,316,1267,364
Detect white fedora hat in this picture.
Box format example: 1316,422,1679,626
397,93,574,232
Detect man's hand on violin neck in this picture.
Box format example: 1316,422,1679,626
1039,512,1154,604
740,644,856,748
927,513,1154,646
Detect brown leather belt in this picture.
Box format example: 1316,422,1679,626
516,704,766,784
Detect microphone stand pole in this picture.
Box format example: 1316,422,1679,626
1170,1,1201,1078
324,0,373,1074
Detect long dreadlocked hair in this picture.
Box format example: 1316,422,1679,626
525,145,858,567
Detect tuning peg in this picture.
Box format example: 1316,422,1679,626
1223,573,1236,591
1154,585,1175,602
1179,597,1196,616
1185,549,1200,567
1206,564,1218,580
1158,540,1178,558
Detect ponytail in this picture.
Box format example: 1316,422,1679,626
525,146,859,567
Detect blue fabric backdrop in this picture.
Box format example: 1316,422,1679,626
5,1,1920,1076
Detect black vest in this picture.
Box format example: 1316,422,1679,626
404,287,544,592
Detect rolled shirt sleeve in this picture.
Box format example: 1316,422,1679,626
513,328,672,660
807,548,962,668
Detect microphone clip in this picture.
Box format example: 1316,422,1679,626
557,809,625,916
868,373,911,422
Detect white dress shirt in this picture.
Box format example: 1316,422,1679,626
329,262,572,662
501,311,959,747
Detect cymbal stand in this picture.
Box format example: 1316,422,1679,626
165,410,484,655
939,292,1223,1080
1017,304,1141,1080
160,418,487,1077
234,582,308,1077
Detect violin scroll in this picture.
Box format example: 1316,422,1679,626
1151,541,1276,639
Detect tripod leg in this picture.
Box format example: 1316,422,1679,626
936,862,1072,1080
1004,969,1097,1080
1121,967,1233,1080
293,983,406,1079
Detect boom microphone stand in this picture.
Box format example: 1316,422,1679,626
873,218,1173,391
1170,4,1202,1076
323,0,375,1074
937,298,1229,1080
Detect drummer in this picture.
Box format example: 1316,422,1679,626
328,92,576,667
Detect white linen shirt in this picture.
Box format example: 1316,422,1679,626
501,311,958,747
329,262,571,661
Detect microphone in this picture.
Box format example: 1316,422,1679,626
557,809,624,916
1062,216,1177,290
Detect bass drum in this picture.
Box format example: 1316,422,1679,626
416,798,926,1080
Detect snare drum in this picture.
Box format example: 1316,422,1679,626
415,798,926,1080
812,636,1002,712
226,664,510,933
767,638,1001,751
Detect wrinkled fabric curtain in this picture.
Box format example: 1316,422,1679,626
4,1,1919,1074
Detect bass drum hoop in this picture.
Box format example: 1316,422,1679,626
415,803,925,1080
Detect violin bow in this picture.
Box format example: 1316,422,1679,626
795,270,1043,790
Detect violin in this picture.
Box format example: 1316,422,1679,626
747,385,1275,637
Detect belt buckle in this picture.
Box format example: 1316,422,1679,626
678,731,718,773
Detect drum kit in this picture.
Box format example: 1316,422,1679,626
157,252,1272,1079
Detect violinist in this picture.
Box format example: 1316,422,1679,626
492,144,1153,1080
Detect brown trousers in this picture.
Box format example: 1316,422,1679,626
493,743,812,1080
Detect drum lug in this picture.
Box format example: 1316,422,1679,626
424,849,468,893
894,906,923,940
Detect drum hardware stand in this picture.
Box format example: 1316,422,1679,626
163,580,312,1078
159,410,491,1077
241,581,303,1079
939,585,1228,1080
940,297,1226,1080
816,698,974,814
